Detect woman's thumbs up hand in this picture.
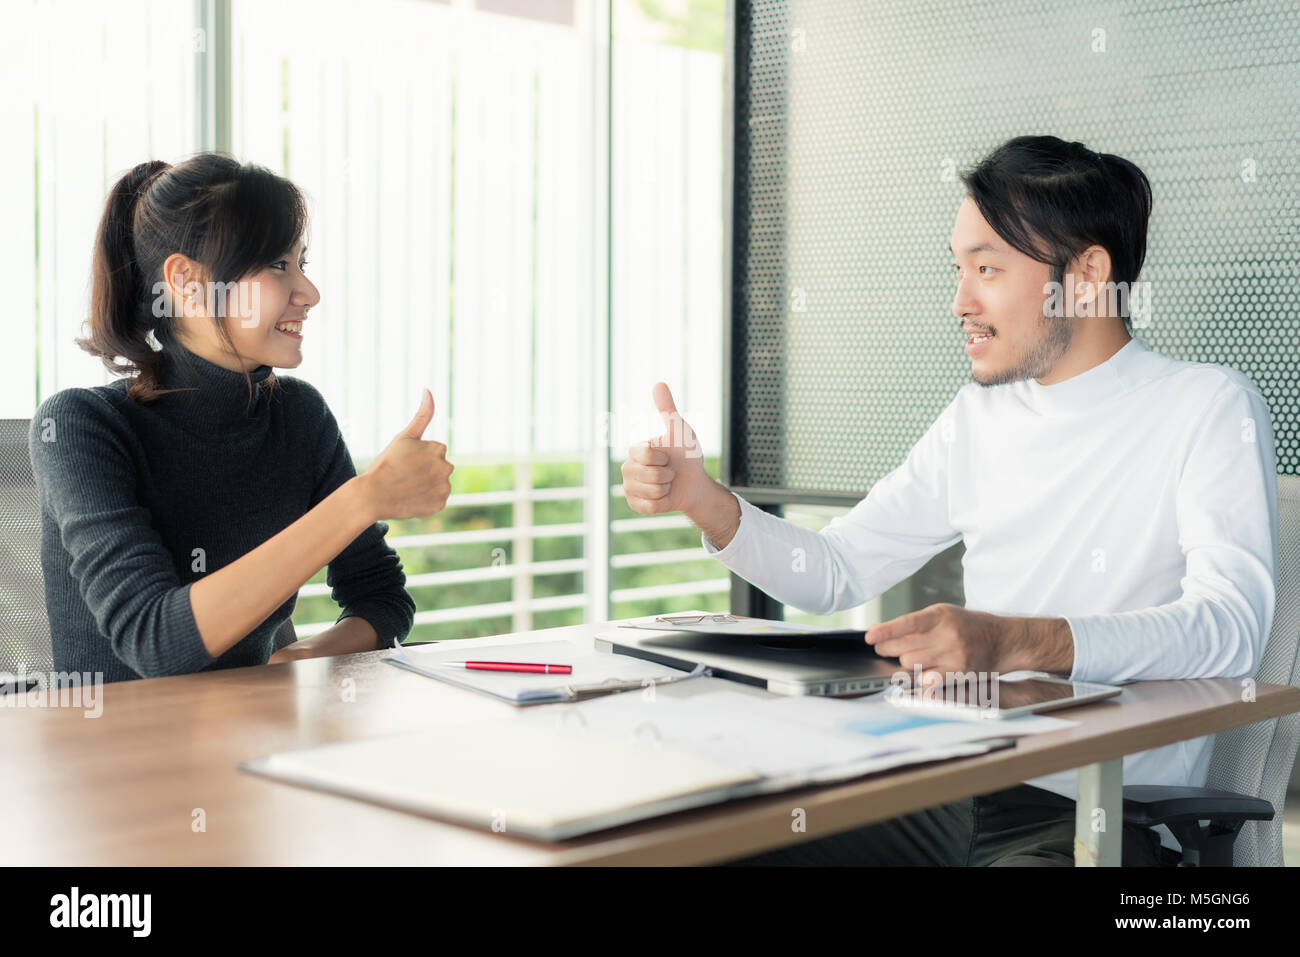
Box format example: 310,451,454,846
357,389,455,521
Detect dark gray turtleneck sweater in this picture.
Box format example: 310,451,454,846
29,345,415,683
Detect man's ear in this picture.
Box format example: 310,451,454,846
1069,245,1113,318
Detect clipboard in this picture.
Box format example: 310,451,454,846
384,638,708,704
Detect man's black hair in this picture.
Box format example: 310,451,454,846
960,135,1152,328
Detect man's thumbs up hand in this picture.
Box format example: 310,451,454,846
621,382,709,515
650,382,702,459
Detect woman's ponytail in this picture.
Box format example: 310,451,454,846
80,160,172,398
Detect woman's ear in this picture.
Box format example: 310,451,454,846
161,253,208,320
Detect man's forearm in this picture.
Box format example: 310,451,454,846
685,479,743,550
1001,616,1074,675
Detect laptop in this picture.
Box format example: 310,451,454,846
594,625,902,697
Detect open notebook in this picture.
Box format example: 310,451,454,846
243,721,763,840
241,690,1070,841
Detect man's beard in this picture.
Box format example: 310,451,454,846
973,312,1073,387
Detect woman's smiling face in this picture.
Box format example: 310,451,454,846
164,239,320,373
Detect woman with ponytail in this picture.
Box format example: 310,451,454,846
30,153,454,682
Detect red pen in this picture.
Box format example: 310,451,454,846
451,661,572,674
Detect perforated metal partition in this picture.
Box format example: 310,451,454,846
724,0,1300,505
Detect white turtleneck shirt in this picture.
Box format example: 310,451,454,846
702,336,1278,850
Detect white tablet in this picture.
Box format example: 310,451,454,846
882,674,1122,720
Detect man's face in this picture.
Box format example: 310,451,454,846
949,196,1071,387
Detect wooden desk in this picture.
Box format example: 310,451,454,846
3,619,1296,866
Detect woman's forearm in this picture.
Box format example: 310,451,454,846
189,476,377,658
277,615,381,661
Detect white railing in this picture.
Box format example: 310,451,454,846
293,478,730,638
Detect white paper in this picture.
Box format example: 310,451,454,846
522,691,884,778
520,686,1069,781
721,689,1077,739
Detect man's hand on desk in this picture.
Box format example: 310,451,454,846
266,616,383,665
865,603,1074,682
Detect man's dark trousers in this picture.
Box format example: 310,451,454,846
724,783,1182,866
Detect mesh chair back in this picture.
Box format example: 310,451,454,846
1206,474,1300,866
0,419,52,674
